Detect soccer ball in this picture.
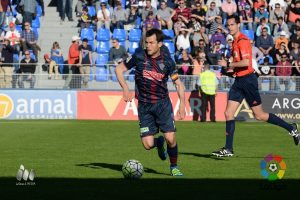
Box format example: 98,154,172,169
122,159,143,179
269,163,278,172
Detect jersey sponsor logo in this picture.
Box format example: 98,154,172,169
140,127,149,133
143,70,165,81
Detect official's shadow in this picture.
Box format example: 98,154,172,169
76,162,169,176
179,152,226,161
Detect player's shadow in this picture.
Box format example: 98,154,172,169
76,163,170,176
179,152,226,161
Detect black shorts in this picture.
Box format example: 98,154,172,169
138,98,176,137
228,73,262,107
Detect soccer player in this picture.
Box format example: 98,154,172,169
116,29,186,176
212,15,299,157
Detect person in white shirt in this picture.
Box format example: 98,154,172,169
97,2,111,30
5,22,21,52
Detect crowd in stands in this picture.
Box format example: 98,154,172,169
1,0,300,90
70,0,300,90
0,0,44,88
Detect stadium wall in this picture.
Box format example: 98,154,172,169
0,91,299,122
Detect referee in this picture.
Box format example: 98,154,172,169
212,15,299,157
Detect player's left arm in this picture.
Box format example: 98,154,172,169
172,74,186,120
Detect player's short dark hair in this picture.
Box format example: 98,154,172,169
146,29,164,43
226,15,240,24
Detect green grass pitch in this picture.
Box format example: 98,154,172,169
1,120,300,199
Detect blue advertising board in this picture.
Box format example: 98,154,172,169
0,90,77,119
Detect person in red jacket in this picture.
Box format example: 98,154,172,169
64,35,80,88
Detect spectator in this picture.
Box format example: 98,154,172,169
292,57,300,90
19,0,38,26
0,38,14,88
189,16,201,33
290,27,300,48
239,0,254,31
173,14,188,36
287,0,300,25
192,49,205,75
5,22,21,52
59,0,74,22
253,0,267,11
256,17,271,36
275,41,290,63
290,18,300,36
97,2,111,30
221,0,237,20
210,25,226,46
259,57,275,76
21,22,40,61
0,0,11,36
124,4,139,31
269,0,287,10
275,54,292,91
18,50,36,89
108,38,127,74
207,40,224,65
254,5,269,31
275,31,289,49
209,16,225,37
65,35,80,89
143,11,160,32
290,41,300,61
256,27,274,56
79,7,92,29
111,1,127,30
269,3,285,31
205,1,221,29
177,49,193,90
191,2,206,26
258,57,275,90
78,38,92,88
176,27,192,56
273,17,290,39
171,0,191,23
44,53,59,80
157,1,173,30
140,0,157,21
206,0,222,8
50,41,64,74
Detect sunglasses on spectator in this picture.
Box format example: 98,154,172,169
199,43,204,45
215,43,220,45
275,6,280,8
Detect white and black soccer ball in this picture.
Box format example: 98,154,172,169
269,163,278,172
122,159,143,179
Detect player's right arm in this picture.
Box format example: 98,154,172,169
116,62,133,102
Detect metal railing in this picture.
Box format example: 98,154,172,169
0,73,299,92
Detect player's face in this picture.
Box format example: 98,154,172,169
146,34,162,57
227,18,240,37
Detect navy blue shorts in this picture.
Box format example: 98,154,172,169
228,73,262,107
138,98,176,137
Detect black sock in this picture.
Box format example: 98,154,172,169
267,113,293,132
167,144,178,167
225,120,235,150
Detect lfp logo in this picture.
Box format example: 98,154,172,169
260,154,286,181
0,94,14,118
